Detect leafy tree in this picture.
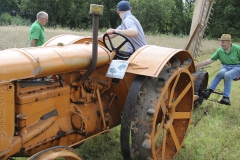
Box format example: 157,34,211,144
0,12,13,24
20,0,49,20
169,0,185,35
47,0,61,27
8,0,240,41
208,0,240,40
96,0,121,29
0,0,20,15
183,0,195,35
129,0,192,35
56,0,74,27
68,0,91,29
129,0,164,33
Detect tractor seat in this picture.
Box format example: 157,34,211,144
114,51,132,60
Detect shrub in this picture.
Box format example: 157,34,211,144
0,12,31,26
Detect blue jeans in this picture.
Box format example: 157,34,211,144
209,64,240,97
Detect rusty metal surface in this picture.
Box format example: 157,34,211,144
128,57,194,160
5,76,121,157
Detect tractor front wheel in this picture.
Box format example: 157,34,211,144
28,146,82,160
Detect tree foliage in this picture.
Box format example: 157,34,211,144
207,0,240,41
0,0,20,15
0,0,240,40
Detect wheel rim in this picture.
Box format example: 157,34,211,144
28,146,82,160
130,60,194,160
153,68,193,159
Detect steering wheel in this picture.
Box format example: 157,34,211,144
103,32,135,59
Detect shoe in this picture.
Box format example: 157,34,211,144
233,76,240,81
199,89,212,99
219,97,231,105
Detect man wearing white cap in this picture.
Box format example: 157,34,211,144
98,0,147,54
196,34,240,105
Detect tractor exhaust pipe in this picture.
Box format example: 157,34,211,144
81,4,103,81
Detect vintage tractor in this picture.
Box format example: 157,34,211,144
0,1,214,159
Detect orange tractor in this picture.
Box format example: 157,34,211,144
0,1,214,160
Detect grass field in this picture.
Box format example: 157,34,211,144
1,26,240,160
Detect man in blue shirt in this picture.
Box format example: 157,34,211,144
98,0,147,54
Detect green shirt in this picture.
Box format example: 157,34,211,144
211,43,240,64
29,21,45,46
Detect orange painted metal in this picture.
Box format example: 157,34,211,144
0,33,198,160
0,42,110,81
0,83,14,157
43,34,105,47
127,45,196,77
28,146,83,160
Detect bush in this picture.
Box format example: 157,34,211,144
0,12,12,25
0,12,31,26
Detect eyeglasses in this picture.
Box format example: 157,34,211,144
42,17,48,21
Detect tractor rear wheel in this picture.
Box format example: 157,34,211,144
121,58,195,160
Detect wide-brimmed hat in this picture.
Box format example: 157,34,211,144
117,1,131,11
218,34,233,41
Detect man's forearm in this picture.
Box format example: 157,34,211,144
116,29,138,37
195,59,214,68
98,34,117,41
30,39,36,47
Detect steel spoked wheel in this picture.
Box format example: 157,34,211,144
126,58,194,160
28,146,82,160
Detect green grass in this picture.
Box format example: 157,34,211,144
175,48,240,160
77,127,123,160
2,26,240,160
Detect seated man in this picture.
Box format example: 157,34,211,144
196,34,240,105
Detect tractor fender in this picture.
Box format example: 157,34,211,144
126,45,196,77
